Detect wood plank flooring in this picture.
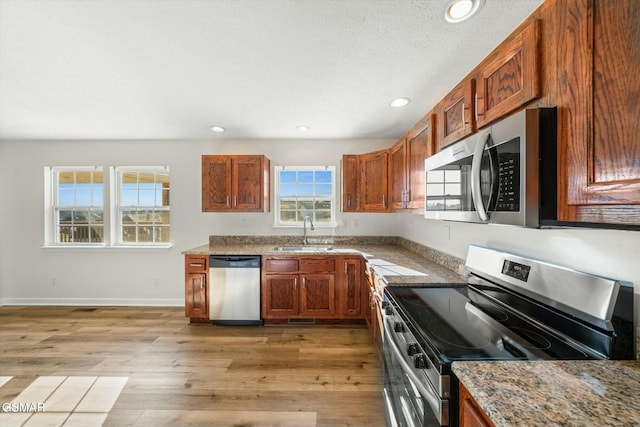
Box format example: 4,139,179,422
0,306,385,427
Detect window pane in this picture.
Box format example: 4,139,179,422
121,189,138,206
72,210,88,222
155,226,170,242
122,210,136,224
298,184,313,196
315,170,332,183
59,188,74,205
315,184,332,197
139,188,156,206
59,171,74,184
122,226,137,242
91,225,104,243
75,171,92,184
298,171,313,183
428,170,445,182
315,200,331,210
92,187,103,205
122,172,138,184
280,183,297,197
138,226,153,243
280,210,296,223
76,187,92,205
91,210,104,222
280,170,296,183
73,225,90,243
153,211,170,224
315,211,332,223
92,171,104,184
298,200,314,211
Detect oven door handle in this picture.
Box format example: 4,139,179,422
471,131,491,221
383,320,449,426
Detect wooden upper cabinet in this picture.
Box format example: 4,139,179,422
475,19,541,129
558,0,640,225
202,155,270,212
389,113,435,211
342,155,360,212
389,137,407,211
360,149,389,212
406,113,435,210
436,78,476,150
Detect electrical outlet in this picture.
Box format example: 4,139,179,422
351,219,358,228
51,276,57,286
153,277,160,286
241,219,247,228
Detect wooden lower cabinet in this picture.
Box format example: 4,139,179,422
262,255,363,320
459,381,496,427
184,254,209,322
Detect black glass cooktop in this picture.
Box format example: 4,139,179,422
385,286,596,364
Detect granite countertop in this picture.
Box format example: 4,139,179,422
453,360,640,427
182,238,466,285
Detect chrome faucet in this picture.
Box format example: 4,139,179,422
303,215,315,245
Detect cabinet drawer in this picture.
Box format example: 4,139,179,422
300,257,336,273
264,258,299,273
186,256,208,272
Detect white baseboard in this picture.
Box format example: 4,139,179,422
1,298,184,307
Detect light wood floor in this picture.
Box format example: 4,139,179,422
0,306,385,427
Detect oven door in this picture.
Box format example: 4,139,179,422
382,316,450,427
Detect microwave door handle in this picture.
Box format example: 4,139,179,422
471,131,491,221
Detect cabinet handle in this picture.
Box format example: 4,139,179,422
406,190,410,205
347,195,351,208
234,195,237,207
382,194,386,207
189,263,203,267
226,195,230,207
475,93,484,120
294,277,297,289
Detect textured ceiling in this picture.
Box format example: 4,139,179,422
0,0,544,141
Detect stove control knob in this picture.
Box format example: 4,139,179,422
385,306,394,316
407,343,420,356
414,354,428,369
381,301,390,310
393,322,406,333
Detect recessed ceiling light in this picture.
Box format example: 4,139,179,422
296,125,310,132
444,0,485,23
209,125,225,132
390,97,411,108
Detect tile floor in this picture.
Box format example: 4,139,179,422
0,376,128,427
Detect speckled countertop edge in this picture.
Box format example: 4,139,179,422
453,360,640,427
182,235,466,285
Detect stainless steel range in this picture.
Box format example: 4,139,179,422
382,245,635,427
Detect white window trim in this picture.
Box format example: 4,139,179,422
44,166,106,247
273,165,338,228
43,166,172,249
111,166,171,247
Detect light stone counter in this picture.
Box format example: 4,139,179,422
453,360,640,427
181,235,466,285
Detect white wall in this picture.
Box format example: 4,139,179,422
398,216,640,325
0,138,395,305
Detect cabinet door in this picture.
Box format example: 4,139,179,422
389,138,407,210
459,382,496,427
233,156,264,211
475,19,540,128
202,156,232,211
436,79,475,150
360,150,389,212
185,272,208,319
339,257,362,318
406,113,435,210
300,274,336,317
342,155,360,212
559,0,640,225
263,274,299,318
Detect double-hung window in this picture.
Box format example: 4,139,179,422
49,167,105,245
274,166,336,227
45,166,170,247
113,167,170,245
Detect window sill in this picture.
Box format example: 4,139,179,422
272,224,338,229
42,244,173,251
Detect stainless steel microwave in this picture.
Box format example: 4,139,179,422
424,108,557,227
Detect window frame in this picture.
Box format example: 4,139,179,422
273,165,337,228
45,166,106,247
111,166,171,247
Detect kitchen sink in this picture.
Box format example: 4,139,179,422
275,246,334,252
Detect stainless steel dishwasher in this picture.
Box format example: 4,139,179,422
209,255,262,325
